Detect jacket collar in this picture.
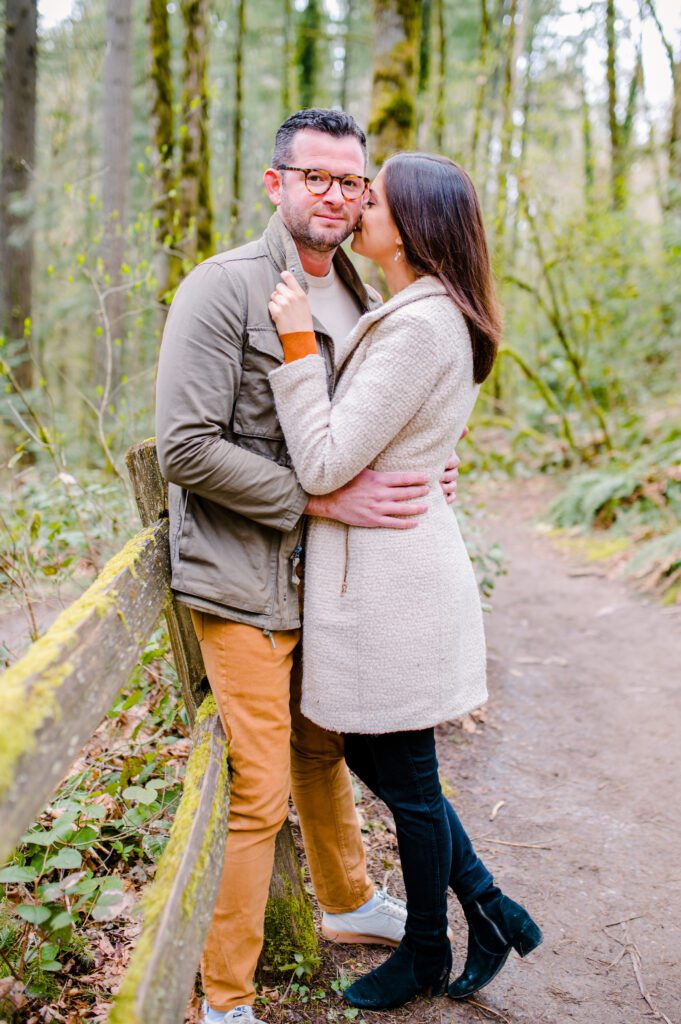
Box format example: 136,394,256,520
263,211,381,316
334,275,448,371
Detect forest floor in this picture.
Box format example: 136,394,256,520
250,477,681,1024
2,478,680,1023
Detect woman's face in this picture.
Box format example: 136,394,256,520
351,168,400,264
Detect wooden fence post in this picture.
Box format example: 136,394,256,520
126,440,207,722
124,440,319,976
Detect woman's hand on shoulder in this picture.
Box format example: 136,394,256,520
268,271,314,336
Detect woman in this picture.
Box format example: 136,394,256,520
267,153,542,1010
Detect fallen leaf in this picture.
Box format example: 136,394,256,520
490,800,506,822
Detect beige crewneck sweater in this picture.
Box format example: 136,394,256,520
303,264,363,352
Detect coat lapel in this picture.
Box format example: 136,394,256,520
334,275,448,371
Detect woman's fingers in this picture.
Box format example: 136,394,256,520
281,269,305,294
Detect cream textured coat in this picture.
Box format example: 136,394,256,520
269,276,487,734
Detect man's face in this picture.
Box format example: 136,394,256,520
266,130,367,253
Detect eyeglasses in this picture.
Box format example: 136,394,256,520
277,165,370,201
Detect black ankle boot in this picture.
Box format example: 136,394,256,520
448,892,542,1000
345,938,452,1010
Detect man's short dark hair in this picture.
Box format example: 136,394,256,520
272,108,367,167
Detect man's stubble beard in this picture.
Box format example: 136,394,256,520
280,192,356,253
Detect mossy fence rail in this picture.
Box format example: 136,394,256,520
0,440,316,1023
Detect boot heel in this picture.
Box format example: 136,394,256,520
423,967,451,998
512,919,543,957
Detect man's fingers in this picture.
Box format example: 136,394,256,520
376,515,419,529
380,484,429,501
378,501,428,517
374,470,430,487
440,468,458,484
281,270,304,294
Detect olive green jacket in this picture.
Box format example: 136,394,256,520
155,212,378,630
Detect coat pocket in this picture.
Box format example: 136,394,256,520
233,328,285,440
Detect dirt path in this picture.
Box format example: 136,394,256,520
432,481,681,1024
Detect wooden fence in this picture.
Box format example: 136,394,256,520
0,439,316,1023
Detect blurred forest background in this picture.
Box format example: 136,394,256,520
0,0,679,1017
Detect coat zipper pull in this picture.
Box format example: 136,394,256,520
263,629,277,650
340,527,349,595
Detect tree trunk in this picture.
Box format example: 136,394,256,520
296,0,321,109
148,0,178,302
260,821,319,973
605,0,624,210
231,0,246,237
470,0,491,172
494,0,519,263
100,0,133,400
282,0,294,116
416,0,433,147
643,0,680,211
0,0,37,390
433,0,446,150
339,0,355,111
180,0,213,263
581,70,595,209
368,0,419,167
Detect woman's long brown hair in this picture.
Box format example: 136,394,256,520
383,153,501,384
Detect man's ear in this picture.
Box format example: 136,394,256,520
263,168,283,206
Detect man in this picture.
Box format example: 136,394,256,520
156,109,460,1024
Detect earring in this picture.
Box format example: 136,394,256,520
394,245,402,262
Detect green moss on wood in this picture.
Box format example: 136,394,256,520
262,877,318,973
109,719,228,1024
0,526,160,799
195,693,217,724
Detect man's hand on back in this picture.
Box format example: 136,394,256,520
441,426,468,505
440,451,461,505
305,468,430,529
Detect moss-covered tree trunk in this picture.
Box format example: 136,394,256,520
0,0,37,390
368,0,419,168
180,0,213,263
670,58,681,212
643,0,680,214
231,0,246,237
433,0,446,151
493,0,518,264
282,0,294,116
260,822,319,973
296,0,321,109
581,69,595,209
605,0,624,210
148,0,179,301
416,0,431,144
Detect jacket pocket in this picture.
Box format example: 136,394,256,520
233,328,285,440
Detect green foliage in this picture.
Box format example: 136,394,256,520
548,422,680,601
0,628,189,996
550,424,680,533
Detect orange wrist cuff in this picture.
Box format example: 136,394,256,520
280,331,317,363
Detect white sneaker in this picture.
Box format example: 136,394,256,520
321,889,407,947
201,1002,265,1024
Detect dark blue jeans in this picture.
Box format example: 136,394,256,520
344,728,494,954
